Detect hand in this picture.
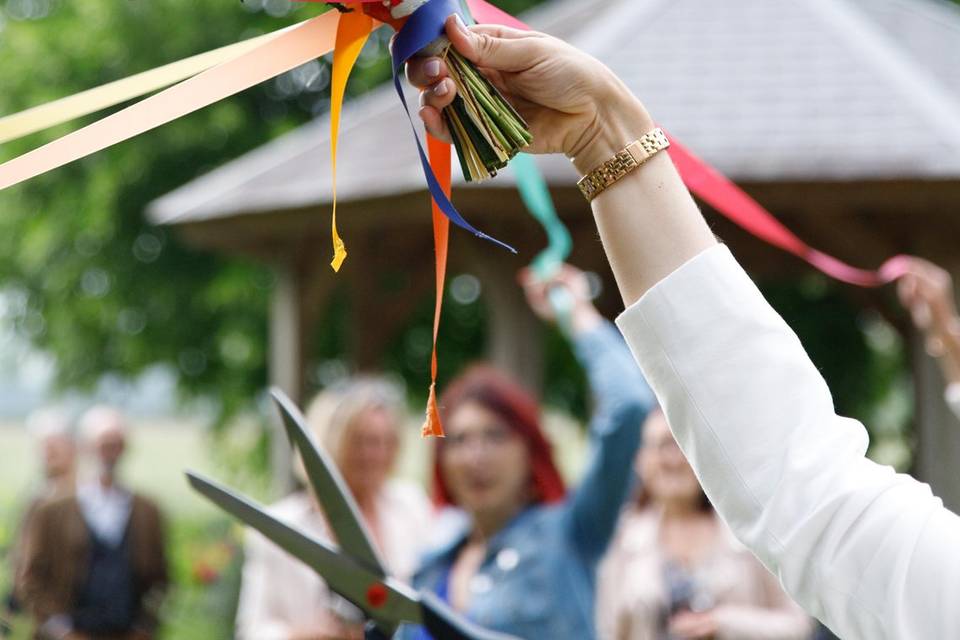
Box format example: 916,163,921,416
897,257,958,336
668,609,719,640
405,15,655,173
519,264,601,333
897,257,960,383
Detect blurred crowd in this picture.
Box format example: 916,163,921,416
4,255,959,640
3,406,167,640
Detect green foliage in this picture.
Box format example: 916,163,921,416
0,0,332,422
159,516,243,640
0,0,551,426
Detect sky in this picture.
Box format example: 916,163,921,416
0,302,182,419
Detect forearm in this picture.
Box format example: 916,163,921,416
571,88,717,306
565,321,651,559
573,319,655,431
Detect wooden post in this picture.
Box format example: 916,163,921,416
268,261,302,495
464,245,544,392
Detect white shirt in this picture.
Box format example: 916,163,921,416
235,480,433,640
77,481,132,547
615,245,960,640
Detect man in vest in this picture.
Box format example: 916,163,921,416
17,406,168,640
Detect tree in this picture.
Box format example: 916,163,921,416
0,0,546,424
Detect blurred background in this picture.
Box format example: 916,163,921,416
1,0,959,637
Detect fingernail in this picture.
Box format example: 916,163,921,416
434,80,450,97
425,59,441,78
453,14,468,35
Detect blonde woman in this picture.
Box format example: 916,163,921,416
236,378,432,640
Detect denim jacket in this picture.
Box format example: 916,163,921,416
399,320,655,640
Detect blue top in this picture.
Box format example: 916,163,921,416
400,320,656,640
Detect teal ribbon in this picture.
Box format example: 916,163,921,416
510,153,574,330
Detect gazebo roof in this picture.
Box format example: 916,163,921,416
149,0,960,227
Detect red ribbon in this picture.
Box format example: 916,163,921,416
462,0,909,287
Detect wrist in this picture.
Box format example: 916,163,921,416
569,305,603,335
569,83,656,176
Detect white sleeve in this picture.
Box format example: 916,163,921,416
615,245,960,640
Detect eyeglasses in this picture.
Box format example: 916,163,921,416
442,425,516,454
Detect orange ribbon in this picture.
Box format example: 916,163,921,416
330,10,375,271
422,133,451,438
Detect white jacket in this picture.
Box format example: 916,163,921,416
615,245,960,640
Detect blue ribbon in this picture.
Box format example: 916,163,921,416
391,0,515,253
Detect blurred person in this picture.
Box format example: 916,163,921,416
17,406,168,640
597,409,811,640
4,410,77,622
399,265,656,640
26,408,78,493
896,256,960,419
236,377,433,640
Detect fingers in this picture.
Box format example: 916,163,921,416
446,14,541,72
417,105,451,143
417,75,456,141
406,56,448,88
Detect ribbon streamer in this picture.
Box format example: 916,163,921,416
510,153,574,327
665,136,910,286
0,28,294,146
423,133,451,437
330,11,375,271
389,0,515,254
0,13,341,193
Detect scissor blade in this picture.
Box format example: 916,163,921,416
186,471,422,630
270,388,387,577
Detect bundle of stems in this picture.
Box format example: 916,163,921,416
441,47,532,182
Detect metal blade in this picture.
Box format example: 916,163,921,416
186,471,423,630
269,387,387,576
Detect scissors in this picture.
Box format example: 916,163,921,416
187,388,519,640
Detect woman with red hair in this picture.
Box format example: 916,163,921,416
402,265,656,640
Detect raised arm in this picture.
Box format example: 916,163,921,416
407,17,960,639
897,257,960,420
519,266,654,561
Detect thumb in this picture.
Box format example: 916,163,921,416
446,14,540,72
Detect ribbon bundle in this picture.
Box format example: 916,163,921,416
0,0,910,438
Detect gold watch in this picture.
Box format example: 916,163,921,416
577,128,670,201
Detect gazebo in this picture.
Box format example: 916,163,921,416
149,0,960,507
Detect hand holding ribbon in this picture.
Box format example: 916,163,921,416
408,4,911,288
